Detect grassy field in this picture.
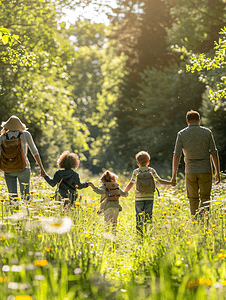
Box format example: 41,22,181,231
0,172,226,300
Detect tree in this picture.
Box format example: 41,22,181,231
0,0,90,171
63,20,127,172
186,27,226,105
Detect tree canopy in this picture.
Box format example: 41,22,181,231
1,0,226,174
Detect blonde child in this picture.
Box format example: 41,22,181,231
125,151,173,236
89,170,127,231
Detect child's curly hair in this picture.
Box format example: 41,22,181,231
57,151,79,170
135,151,150,167
100,170,118,183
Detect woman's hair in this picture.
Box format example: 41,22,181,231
57,151,80,170
100,170,118,183
186,110,200,122
135,151,150,166
1,128,8,135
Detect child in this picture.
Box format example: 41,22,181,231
89,170,127,231
42,151,91,207
125,151,173,236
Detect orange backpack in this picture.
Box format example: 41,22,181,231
105,182,121,201
0,132,26,172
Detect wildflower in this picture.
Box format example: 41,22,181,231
0,236,5,241
221,280,226,286
213,282,223,289
74,268,83,275
0,276,8,282
186,240,191,245
85,233,91,239
139,212,143,216
35,275,45,281
75,185,78,188
34,260,48,267
147,220,151,223
219,215,223,219
7,209,27,222
75,203,80,207
203,279,211,286
44,248,51,252
217,253,224,259
40,217,73,234
38,234,42,239
186,278,199,289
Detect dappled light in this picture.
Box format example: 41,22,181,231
1,0,226,298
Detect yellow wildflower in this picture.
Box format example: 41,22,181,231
217,253,224,259
34,260,48,267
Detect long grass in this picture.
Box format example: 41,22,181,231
0,172,226,300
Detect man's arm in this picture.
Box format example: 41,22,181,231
171,154,181,185
211,153,220,184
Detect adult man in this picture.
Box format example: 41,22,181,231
171,110,220,217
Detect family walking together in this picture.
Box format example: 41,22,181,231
0,110,221,236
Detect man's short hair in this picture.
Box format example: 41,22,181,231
135,151,150,166
186,110,200,122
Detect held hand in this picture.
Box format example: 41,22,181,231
171,178,177,186
215,173,220,184
88,182,95,189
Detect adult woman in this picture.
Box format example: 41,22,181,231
0,115,45,201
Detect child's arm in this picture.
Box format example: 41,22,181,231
44,172,60,187
88,182,106,195
157,178,174,185
124,182,134,193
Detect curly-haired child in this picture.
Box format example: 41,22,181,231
42,151,91,206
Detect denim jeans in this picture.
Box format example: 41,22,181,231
135,200,154,235
4,168,31,201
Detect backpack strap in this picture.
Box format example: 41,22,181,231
5,131,23,140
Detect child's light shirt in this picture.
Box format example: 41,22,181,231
93,183,127,211
129,166,161,201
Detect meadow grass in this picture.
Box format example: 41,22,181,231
0,172,226,300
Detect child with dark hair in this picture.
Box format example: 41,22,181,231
43,151,91,206
89,170,127,231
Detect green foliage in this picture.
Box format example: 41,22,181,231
114,64,205,171
0,0,90,171
0,27,36,69
186,27,226,104
166,0,226,54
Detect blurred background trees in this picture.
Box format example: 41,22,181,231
1,0,225,176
